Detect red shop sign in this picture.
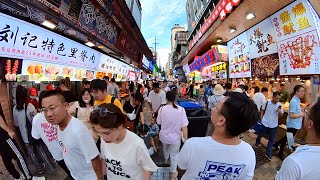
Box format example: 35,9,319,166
189,0,242,50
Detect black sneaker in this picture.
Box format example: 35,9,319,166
277,154,285,161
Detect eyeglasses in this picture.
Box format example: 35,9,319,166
41,106,58,115
92,107,115,117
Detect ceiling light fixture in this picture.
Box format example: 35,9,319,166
42,20,56,29
296,76,300,80
229,28,237,33
98,45,105,49
246,13,256,20
85,41,95,47
216,38,222,43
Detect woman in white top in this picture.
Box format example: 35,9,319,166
208,84,225,110
157,91,189,179
90,103,158,180
13,85,45,174
69,88,97,141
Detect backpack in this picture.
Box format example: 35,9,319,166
111,97,116,104
25,104,42,146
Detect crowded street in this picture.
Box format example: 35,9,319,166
0,0,320,180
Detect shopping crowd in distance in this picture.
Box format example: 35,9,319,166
0,77,320,180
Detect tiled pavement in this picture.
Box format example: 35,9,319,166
0,132,285,180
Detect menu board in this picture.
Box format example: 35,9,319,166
252,53,280,79
246,18,278,59
270,0,320,75
22,60,88,81
228,32,252,78
97,54,130,75
211,63,227,79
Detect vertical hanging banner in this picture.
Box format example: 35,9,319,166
270,0,320,75
228,32,251,78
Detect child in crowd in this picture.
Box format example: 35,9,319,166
138,124,157,156
140,101,152,125
149,116,160,150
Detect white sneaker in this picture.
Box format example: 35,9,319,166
248,129,256,133
32,176,46,180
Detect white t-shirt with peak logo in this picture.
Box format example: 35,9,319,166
31,113,63,161
276,145,320,180
58,117,99,180
100,129,158,179
178,136,256,180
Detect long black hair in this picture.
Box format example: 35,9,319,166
16,85,28,110
166,91,178,109
78,88,94,108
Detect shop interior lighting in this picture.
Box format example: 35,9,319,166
276,77,280,81
216,38,223,43
229,28,237,33
285,77,289,81
85,41,95,47
98,45,105,49
296,76,300,80
246,13,256,20
271,78,275,81
42,20,56,29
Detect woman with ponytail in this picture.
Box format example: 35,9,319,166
157,91,189,179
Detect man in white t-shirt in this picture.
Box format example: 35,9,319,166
252,87,268,112
32,112,72,178
90,103,158,180
40,90,102,180
178,92,259,180
276,98,320,180
254,91,284,160
148,82,167,113
161,80,171,92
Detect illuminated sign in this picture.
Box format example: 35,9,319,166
212,63,227,72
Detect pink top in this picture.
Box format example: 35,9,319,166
157,105,189,144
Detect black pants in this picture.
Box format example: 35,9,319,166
0,138,32,179
274,128,298,156
57,160,74,179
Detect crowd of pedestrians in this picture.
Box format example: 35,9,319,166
0,78,319,180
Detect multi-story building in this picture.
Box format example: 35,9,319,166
124,0,142,29
172,31,188,68
171,24,186,51
186,0,213,33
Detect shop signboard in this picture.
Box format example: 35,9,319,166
251,53,280,79
189,48,218,72
142,56,149,69
148,60,154,71
228,32,252,78
182,63,191,76
0,13,100,70
127,71,136,81
97,54,130,75
210,63,228,79
270,0,320,75
246,18,278,59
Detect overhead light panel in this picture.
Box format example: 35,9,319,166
42,20,56,29
85,41,95,47
246,13,256,20
216,38,222,43
229,28,237,33
98,45,105,49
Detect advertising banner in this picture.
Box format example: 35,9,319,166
0,13,100,70
270,0,320,75
97,54,130,75
228,32,252,78
211,63,227,79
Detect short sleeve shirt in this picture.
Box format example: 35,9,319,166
286,96,302,129
94,95,123,112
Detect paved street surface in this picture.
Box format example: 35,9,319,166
0,132,284,180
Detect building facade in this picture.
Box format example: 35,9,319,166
125,0,142,29
186,0,212,33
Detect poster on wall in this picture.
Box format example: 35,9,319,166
277,30,320,75
228,32,252,78
252,53,280,79
246,18,278,58
22,60,60,81
270,0,318,42
0,13,100,70
211,63,227,79
0,57,23,81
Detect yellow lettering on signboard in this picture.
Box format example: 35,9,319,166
292,2,306,17
283,22,296,35
280,11,291,24
222,63,227,70
297,16,311,30
219,64,223,70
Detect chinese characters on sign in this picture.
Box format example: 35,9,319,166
0,13,100,70
97,54,130,76
189,48,218,71
246,18,278,59
270,0,320,75
211,63,227,79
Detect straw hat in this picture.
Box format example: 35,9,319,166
214,84,225,95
